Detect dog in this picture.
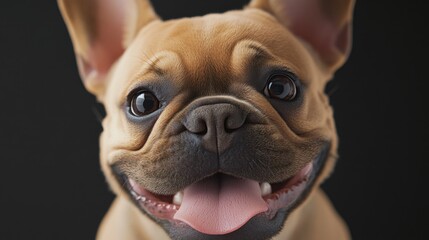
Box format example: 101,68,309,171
57,0,355,239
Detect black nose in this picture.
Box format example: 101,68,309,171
182,103,248,153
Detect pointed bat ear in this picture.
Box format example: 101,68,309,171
57,0,159,99
248,0,355,73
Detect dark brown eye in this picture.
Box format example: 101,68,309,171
264,74,297,101
130,91,159,116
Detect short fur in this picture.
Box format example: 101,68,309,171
57,0,355,239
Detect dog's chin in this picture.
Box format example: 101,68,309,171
112,146,329,240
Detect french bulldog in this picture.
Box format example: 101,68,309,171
57,0,355,239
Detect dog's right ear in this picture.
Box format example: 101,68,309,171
57,0,159,100
248,0,355,75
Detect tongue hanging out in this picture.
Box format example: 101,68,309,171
173,174,268,235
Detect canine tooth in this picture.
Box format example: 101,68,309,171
260,182,272,196
173,191,183,205
130,190,139,198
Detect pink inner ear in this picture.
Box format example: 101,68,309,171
336,23,350,56
87,0,127,75
282,0,350,65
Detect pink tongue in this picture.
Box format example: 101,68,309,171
173,175,268,235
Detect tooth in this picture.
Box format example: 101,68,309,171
260,182,272,196
173,191,184,205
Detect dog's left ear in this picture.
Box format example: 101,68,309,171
248,0,355,74
57,0,159,100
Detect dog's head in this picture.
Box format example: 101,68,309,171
58,0,354,239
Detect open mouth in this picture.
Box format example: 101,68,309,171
115,148,327,236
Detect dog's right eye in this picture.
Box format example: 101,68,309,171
264,74,297,101
129,91,160,117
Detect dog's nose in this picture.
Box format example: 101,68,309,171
182,103,248,153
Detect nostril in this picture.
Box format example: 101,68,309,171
183,118,208,135
224,119,233,134
224,118,239,133
224,111,248,133
193,119,208,135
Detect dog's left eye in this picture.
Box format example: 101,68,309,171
129,91,160,117
264,74,297,101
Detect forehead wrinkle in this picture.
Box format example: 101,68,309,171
231,40,273,78
244,42,270,59
231,39,315,86
127,50,183,89
168,40,231,95
132,53,165,81
113,53,169,104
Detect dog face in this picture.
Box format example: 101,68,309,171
58,0,354,239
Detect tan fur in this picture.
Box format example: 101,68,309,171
57,0,355,239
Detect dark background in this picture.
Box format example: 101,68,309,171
0,0,426,239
